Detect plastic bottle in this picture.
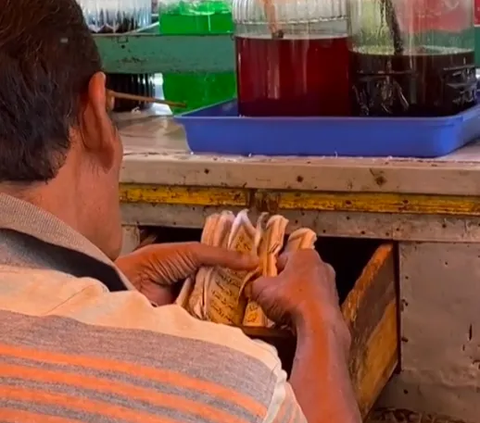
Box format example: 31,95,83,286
158,0,236,114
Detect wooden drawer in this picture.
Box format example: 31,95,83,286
343,243,398,417
243,243,398,419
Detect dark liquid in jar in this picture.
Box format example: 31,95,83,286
92,19,154,112
105,73,155,112
236,35,350,117
350,50,477,117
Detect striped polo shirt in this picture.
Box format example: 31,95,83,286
0,194,306,423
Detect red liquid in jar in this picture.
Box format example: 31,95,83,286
235,35,350,116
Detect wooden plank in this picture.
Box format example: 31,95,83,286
119,184,249,207
121,140,480,197
118,111,480,197
343,243,398,418
120,184,480,217
121,203,480,243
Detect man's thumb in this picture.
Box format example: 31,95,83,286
244,276,275,301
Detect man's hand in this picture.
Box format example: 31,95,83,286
247,249,361,423
246,249,350,352
115,242,258,306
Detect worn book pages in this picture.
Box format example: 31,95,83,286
204,209,260,325
176,276,194,310
179,210,319,330
243,214,289,327
185,211,234,319
201,210,235,318
284,228,317,252
175,213,220,312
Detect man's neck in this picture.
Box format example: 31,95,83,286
0,178,82,237
0,193,134,292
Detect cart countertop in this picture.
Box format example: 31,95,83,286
119,109,480,196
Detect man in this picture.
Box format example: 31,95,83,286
0,0,361,422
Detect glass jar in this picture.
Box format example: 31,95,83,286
233,0,349,116
348,0,477,117
80,0,151,33
78,0,154,112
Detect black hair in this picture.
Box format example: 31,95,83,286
0,0,102,182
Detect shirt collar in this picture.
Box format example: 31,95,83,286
0,193,135,290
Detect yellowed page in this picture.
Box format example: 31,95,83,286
243,215,289,327
186,211,234,319
284,228,317,252
175,214,220,313
176,213,221,314
205,210,258,325
201,211,235,317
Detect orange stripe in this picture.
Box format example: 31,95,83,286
1,364,248,423
0,386,179,423
0,343,265,417
288,404,299,423
272,395,291,423
0,408,82,423
285,384,302,423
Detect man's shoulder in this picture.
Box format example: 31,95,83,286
0,264,279,366
0,265,287,422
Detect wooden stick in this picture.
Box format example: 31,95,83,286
262,0,282,39
382,0,404,55
109,90,187,109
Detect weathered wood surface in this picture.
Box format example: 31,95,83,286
120,203,480,243
343,243,398,418
119,183,480,217
119,113,480,196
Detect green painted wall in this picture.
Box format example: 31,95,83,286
94,28,480,74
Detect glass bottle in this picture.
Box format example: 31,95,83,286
78,0,154,112
233,0,349,117
158,0,236,114
348,0,477,117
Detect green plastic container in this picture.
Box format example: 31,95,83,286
159,0,236,114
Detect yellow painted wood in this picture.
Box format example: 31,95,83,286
119,184,249,207
276,191,480,216
120,184,480,217
354,301,398,418
342,243,398,418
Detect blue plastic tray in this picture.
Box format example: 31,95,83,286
175,100,480,158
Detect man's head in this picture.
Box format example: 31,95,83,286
0,0,124,259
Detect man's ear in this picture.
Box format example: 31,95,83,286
78,71,116,170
